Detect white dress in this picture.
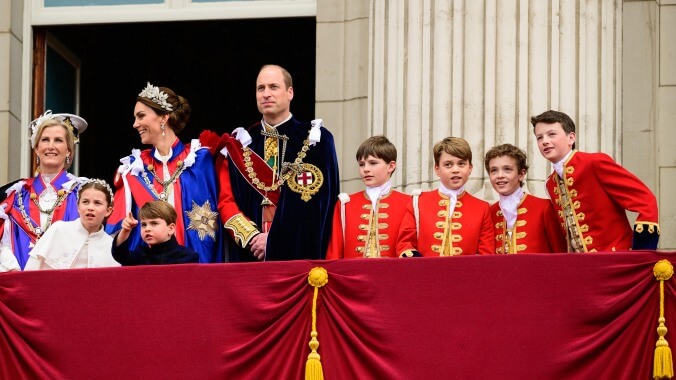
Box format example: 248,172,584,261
24,219,120,270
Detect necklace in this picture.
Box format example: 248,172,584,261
140,161,186,200
244,137,311,192
17,187,70,238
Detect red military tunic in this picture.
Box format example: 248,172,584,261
490,194,567,254
545,150,660,252
326,190,410,259
397,190,494,256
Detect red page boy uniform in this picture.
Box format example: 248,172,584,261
397,188,494,257
326,188,410,259
490,188,567,254
546,150,660,252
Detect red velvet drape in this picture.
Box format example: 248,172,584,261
1,251,675,379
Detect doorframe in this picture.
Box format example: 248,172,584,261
21,0,317,178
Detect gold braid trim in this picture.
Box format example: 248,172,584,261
636,221,661,235
654,259,674,379
223,214,259,248
305,267,328,380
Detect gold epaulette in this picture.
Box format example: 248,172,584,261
224,214,260,248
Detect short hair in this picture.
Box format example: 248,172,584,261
34,119,76,169
355,135,397,163
433,137,473,166
136,85,191,134
530,110,576,149
260,64,293,89
138,200,177,225
484,144,529,187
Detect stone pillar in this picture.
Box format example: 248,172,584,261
656,1,676,249
315,0,370,193
366,0,622,200
0,0,24,183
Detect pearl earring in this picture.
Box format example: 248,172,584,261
161,123,165,137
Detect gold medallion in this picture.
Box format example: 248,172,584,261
286,163,323,202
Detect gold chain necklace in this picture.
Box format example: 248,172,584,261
244,138,311,192
140,161,186,200
17,187,70,238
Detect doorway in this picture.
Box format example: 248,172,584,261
39,18,317,182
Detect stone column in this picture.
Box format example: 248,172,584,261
316,1,370,193
366,0,622,200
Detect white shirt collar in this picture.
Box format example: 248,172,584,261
553,150,574,177
498,187,524,230
365,180,392,210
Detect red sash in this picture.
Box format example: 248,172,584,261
222,134,281,207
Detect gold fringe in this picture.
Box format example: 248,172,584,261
654,260,674,380
306,267,328,380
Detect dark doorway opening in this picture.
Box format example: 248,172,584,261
42,18,316,183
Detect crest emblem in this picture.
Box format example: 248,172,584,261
286,163,323,201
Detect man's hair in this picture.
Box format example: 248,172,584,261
484,144,529,187
260,64,293,89
530,110,576,149
433,137,472,166
355,135,397,163
138,200,177,225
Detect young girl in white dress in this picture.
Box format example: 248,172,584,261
24,179,120,270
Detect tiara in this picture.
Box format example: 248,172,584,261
78,178,115,202
138,82,173,111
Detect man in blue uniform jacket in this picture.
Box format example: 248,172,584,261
215,64,339,262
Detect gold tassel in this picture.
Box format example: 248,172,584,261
306,267,328,380
654,260,674,380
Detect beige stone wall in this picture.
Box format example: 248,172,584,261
658,1,676,249
0,0,24,184
317,0,674,249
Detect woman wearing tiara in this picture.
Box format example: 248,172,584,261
0,111,88,271
105,83,222,263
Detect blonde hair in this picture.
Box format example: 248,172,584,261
34,119,76,170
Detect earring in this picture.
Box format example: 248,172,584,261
66,156,71,165
36,156,40,165
161,123,165,137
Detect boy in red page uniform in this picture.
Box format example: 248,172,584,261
397,137,494,257
484,144,566,254
326,136,410,259
531,110,660,252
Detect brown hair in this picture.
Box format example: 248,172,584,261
138,200,177,225
260,64,293,89
433,137,473,166
136,86,191,134
34,119,76,170
484,144,529,187
355,135,397,163
530,110,576,149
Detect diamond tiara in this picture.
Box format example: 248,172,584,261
78,178,115,203
138,82,173,112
